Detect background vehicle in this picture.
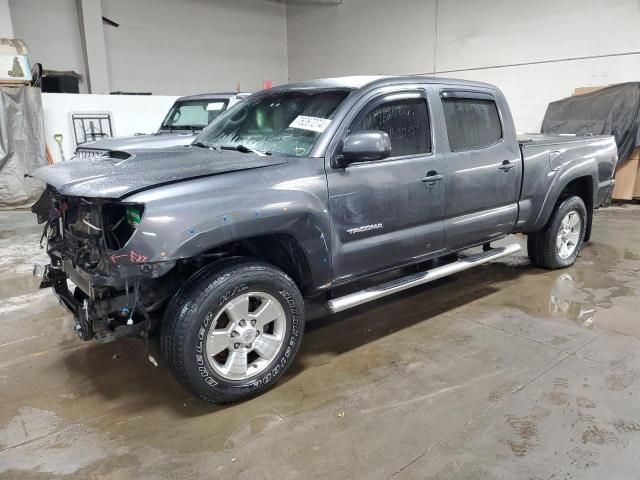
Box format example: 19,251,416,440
74,92,251,158
32,76,616,404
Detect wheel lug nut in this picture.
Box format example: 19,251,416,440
231,331,238,338
250,319,256,326
239,320,246,327
256,330,260,336
234,343,240,349
247,343,252,349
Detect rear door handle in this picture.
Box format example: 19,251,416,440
421,171,444,185
498,160,514,171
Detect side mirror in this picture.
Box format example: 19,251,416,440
335,130,392,168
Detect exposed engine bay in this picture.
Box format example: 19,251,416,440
32,188,177,344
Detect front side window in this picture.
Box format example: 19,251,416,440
197,89,350,157
161,99,229,131
349,97,431,157
442,96,503,151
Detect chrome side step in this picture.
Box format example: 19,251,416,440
326,243,521,314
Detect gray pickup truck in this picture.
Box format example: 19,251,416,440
74,92,251,158
31,76,616,403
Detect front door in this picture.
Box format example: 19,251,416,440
326,89,446,284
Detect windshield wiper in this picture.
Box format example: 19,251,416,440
164,125,203,132
192,141,215,149
220,144,271,156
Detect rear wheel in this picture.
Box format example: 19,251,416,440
527,196,587,269
161,259,305,404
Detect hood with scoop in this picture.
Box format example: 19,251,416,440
76,132,197,154
33,146,288,199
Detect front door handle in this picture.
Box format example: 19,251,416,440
421,171,444,185
498,160,515,171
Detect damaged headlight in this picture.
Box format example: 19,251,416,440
103,203,145,250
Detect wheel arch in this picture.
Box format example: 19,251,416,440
558,176,594,241
530,172,596,236
178,232,322,296
229,233,317,295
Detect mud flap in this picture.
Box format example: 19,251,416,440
584,208,593,243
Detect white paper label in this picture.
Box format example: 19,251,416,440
289,115,331,133
206,102,226,111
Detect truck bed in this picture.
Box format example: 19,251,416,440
518,132,612,147
515,133,617,233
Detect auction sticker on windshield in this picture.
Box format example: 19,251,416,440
289,115,331,133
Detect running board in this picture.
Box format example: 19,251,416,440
326,243,521,314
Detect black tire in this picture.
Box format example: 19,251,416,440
161,258,305,404
528,196,587,269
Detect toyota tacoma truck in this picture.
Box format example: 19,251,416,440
74,92,251,158
31,76,617,404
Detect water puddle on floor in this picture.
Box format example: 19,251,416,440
531,243,640,337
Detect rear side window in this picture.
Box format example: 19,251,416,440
350,98,431,157
442,96,502,151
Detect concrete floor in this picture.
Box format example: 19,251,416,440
0,205,639,479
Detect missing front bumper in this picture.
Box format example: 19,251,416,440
34,262,144,343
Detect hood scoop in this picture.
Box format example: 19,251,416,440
103,150,133,161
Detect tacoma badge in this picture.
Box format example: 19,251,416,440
347,223,383,235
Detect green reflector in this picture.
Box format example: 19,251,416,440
126,207,141,227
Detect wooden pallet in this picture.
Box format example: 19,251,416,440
0,80,30,86
573,85,608,96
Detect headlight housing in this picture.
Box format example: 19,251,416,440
102,202,145,250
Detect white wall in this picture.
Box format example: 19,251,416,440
0,0,13,37
11,0,640,134
9,0,288,96
286,0,437,79
287,0,640,132
42,93,177,163
102,0,288,94
9,0,88,92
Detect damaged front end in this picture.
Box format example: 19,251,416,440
32,188,175,343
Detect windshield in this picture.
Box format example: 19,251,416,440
196,89,350,157
161,99,229,131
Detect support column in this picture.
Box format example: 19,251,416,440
0,0,14,38
76,0,109,94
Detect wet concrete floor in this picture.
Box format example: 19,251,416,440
0,205,639,479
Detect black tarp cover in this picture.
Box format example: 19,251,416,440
541,82,640,168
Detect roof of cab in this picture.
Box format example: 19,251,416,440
273,75,496,91
177,92,252,101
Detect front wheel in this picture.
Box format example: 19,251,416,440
161,259,305,404
527,195,587,269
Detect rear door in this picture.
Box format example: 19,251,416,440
436,89,521,250
326,88,447,284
